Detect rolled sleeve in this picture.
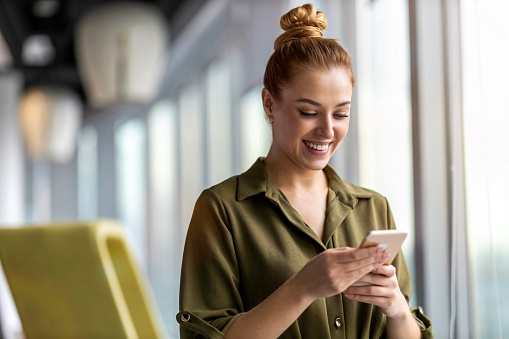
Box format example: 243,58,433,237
177,310,243,339
411,306,434,339
178,189,243,338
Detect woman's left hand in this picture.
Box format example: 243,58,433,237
343,265,409,319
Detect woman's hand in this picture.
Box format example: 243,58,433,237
343,265,422,338
291,246,389,301
343,264,409,319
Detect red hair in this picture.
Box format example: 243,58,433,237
263,3,354,101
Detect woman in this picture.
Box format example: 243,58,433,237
177,4,433,338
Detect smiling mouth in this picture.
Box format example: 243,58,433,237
303,140,331,151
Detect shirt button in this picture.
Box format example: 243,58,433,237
335,317,342,328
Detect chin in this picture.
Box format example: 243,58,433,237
301,158,330,171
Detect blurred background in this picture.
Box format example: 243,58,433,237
0,0,508,338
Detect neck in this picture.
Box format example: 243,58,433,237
263,150,328,193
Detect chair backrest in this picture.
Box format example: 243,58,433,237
0,220,164,339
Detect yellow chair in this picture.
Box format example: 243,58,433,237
0,220,165,339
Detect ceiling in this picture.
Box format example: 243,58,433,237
0,0,202,106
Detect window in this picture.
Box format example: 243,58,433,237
356,0,416,303
239,86,271,171
461,1,509,337
147,100,179,337
178,83,204,242
115,117,148,269
206,59,233,186
77,126,98,219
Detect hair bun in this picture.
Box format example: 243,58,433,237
274,3,327,50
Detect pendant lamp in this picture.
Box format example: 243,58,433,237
75,2,168,108
18,86,83,163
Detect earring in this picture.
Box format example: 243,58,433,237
268,116,274,124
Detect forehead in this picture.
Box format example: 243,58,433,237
281,67,353,103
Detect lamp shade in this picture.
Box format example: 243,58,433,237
75,2,168,108
18,86,83,163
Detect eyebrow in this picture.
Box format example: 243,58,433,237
295,98,351,107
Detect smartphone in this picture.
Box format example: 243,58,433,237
351,229,408,286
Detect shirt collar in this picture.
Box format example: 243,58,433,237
237,157,374,207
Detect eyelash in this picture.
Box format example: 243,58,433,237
334,114,350,119
299,111,349,119
299,111,316,117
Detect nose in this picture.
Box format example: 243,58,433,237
316,115,334,139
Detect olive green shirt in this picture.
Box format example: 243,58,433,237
178,158,433,338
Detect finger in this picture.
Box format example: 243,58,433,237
347,283,385,295
344,293,390,306
347,270,399,294
332,247,353,251
326,247,354,257
341,260,390,288
342,252,389,273
347,274,389,292
348,273,379,288
344,288,410,319
354,245,387,259
371,264,397,278
331,246,386,264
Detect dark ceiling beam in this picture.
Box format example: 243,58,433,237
0,0,198,112
0,0,28,69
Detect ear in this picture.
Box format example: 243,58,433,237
261,88,274,119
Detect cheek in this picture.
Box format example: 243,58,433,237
281,116,307,136
273,117,300,144
336,121,350,137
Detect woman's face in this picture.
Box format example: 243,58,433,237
263,67,353,172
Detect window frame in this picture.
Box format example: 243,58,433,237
409,0,472,337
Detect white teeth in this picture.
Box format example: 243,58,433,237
304,141,329,151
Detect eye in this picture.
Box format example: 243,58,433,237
299,111,317,117
334,113,350,119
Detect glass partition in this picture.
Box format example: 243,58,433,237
461,1,509,337
115,117,148,269
178,83,204,243
206,59,233,186
147,100,179,337
77,126,98,219
239,86,271,171
355,0,416,304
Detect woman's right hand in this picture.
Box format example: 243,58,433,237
291,246,389,300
